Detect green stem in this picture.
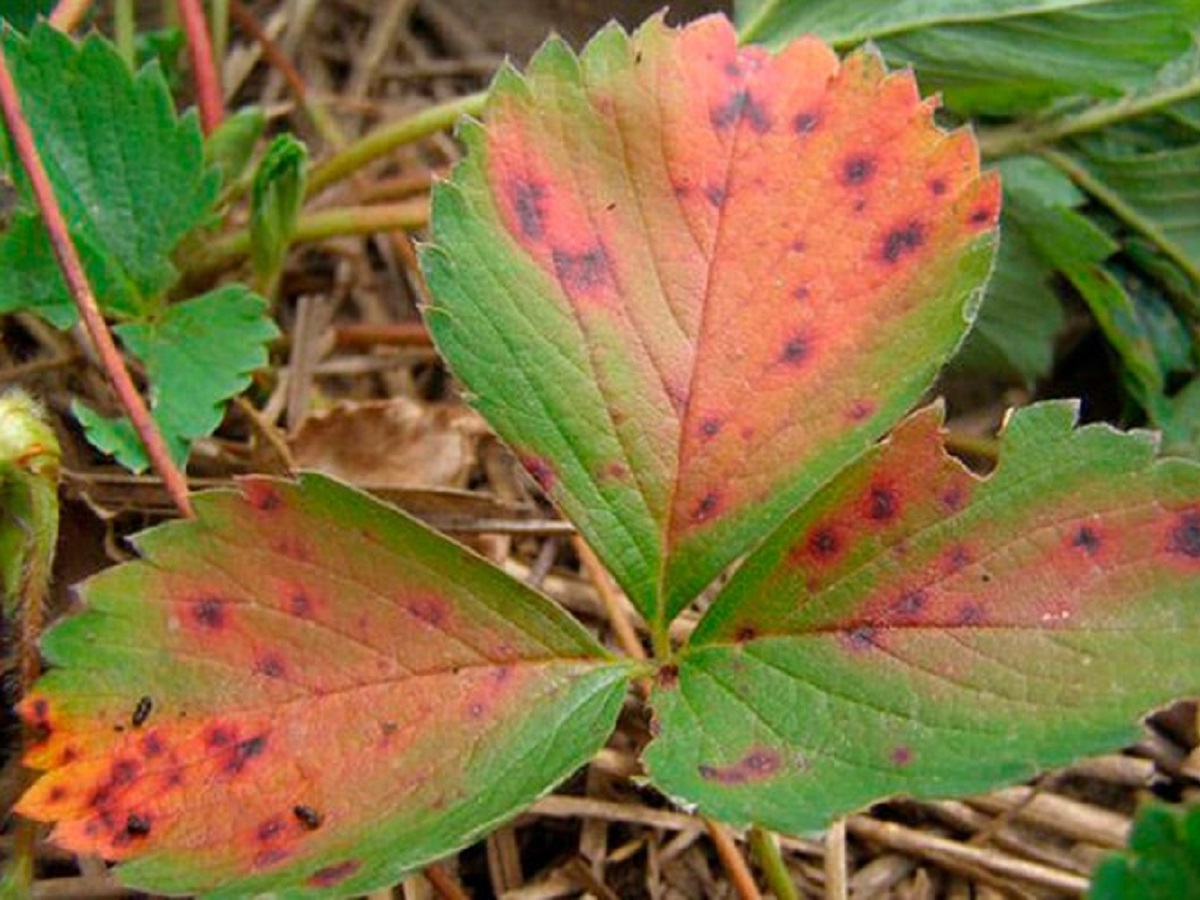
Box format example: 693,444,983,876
114,0,135,69
749,827,798,900
306,92,486,197
1040,147,1200,301
187,198,429,278
979,73,1200,159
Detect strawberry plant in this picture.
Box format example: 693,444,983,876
5,9,1200,899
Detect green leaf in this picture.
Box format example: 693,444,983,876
1091,804,1200,899
250,134,307,281
16,474,631,898
75,285,279,471
735,0,1200,116
0,0,55,32
0,23,219,324
644,402,1200,833
421,15,999,636
205,106,266,192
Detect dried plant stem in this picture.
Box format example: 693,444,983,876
0,44,194,519
48,0,94,31
573,535,646,662
705,819,763,900
749,826,799,900
423,862,470,900
177,0,224,134
824,818,849,900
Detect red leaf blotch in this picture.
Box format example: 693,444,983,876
697,747,781,785
1169,511,1200,558
308,860,361,888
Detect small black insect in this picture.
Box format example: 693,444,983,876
132,695,153,728
293,804,323,830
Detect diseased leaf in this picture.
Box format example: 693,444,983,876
1091,804,1200,899
735,0,1200,116
0,23,218,323
74,285,279,471
421,15,999,634
644,402,1200,832
17,474,630,898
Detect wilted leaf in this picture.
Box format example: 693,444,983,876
644,402,1200,832
422,14,999,635
735,0,1200,116
17,475,629,897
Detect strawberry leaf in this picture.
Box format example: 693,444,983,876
421,15,999,636
0,22,218,324
17,475,630,897
73,285,279,471
644,402,1200,832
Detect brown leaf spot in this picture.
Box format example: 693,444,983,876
193,597,226,630
792,111,819,134
698,748,781,784
881,222,925,263
1169,511,1200,558
841,155,875,185
656,664,679,690
552,245,610,293
132,696,152,728
308,860,361,888
734,624,758,642
711,89,771,133
1072,525,1101,556
511,179,546,241
866,486,898,522
293,805,323,831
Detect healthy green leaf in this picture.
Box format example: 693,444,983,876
421,14,999,636
205,106,267,192
1091,804,1200,899
644,402,1200,833
16,474,630,898
0,23,219,323
250,134,307,282
74,285,279,471
0,0,54,32
735,0,1200,116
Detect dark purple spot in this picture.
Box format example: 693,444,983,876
60,746,80,764
700,417,722,439
522,456,555,492
946,544,971,572
289,590,312,618
88,785,113,810
206,725,235,749
867,486,897,521
704,184,726,208
511,180,546,240
1169,512,1200,558
308,860,360,888
1072,526,1101,556
941,487,965,511
734,624,758,642
552,245,610,292
140,733,164,759
407,597,449,627
853,198,867,213
929,179,947,196
956,601,986,625
111,758,139,786
255,654,286,678
164,768,185,789
842,155,875,185
792,284,810,301
846,625,877,650
698,748,781,784
225,735,268,775
48,785,67,803
132,696,152,728
692,491,721,523
723,61,741,77
892,588,927,617
194,597,225,630
656,665,679,690
293,805,323,831
970,207,993,224
848,400,873,421
779,335,809,366
32,698,48,720
789,239,806,253
255,848,291,869
124,814,151,838
882,222,925,263
808,527,840,559
792,111,819,134
890,746,913,766
711,89,771,133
